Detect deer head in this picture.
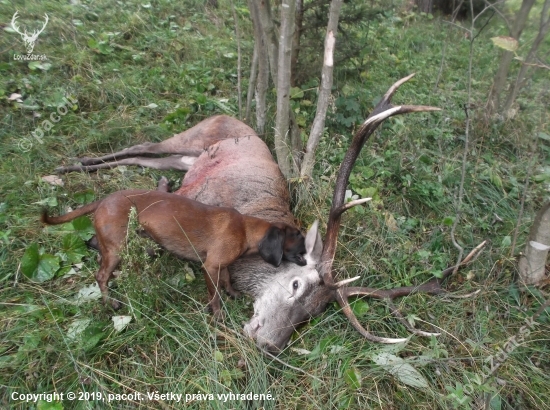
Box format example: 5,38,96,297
235,74,485,353
11,11,49,54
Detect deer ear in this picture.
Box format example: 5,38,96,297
258,226,284,267
305,220,323,265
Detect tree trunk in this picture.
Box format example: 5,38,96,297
519,202,550,285
300,0,343,179
248,0,269,135
274,0,296,179
415,0,433,13
486,0,536,116
245,38,258,125
231,0,242,119
503,0,550,116
291,0,304,86
256,0,279,87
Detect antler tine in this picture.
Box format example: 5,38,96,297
335,290,409,344
382,73,416,101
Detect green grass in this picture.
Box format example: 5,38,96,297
1,0,549,409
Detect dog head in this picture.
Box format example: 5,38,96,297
258,224,306,267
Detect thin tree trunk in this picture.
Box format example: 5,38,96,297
274,0,296,179
231,0,242,119
519,202,550,285
291,0,304,86
503,0,550,116
300,0,343,179
486,0,536,116
256,0,279,86
249,0,269,135
245,39,258,125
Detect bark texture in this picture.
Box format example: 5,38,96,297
486,0,536,116
519,202,550,285
300,0,343,179
274,0,296,179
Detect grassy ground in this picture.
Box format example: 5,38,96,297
1,0,549,409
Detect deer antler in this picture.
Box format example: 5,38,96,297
319,73,481,343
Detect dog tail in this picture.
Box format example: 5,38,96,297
41,200,102,225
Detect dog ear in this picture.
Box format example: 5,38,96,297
258,226,284,267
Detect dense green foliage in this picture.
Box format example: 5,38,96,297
1,0,549,409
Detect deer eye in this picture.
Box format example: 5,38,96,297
292,280,299,290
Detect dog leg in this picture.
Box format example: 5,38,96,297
95,251,122,310
203,261,224,320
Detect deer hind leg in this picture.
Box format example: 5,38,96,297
78,142,174,165
78,143,203,165
157,176,171,192
56,154,199,173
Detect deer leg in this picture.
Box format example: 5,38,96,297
157,176,171,192
56,155,198,173
78,142,202,165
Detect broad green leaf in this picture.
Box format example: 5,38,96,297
372,352,429,389
21,243,40,277
73,190,95,204
350,299,369,317
33,196,58,207
21,244,60,283
72,216,95,241
214,350,224,362
538,132,550,141
81,322,106,351
290,86,304,99
491,36,518,52
344,367,361,389
59,233,88,264
67,318,91,340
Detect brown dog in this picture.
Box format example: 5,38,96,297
41,190,306,317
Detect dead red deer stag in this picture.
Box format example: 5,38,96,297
55,74,485,353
